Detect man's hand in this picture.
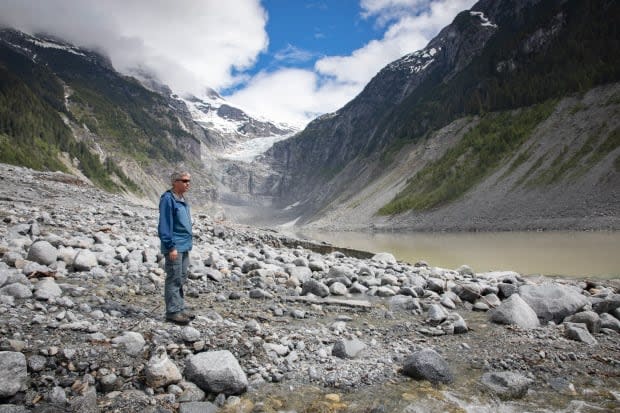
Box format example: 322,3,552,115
169,249,178,261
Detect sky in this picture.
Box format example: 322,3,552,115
0,0,477,127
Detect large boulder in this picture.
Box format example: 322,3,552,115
184,350,248,395
401,348,453,384
27,240,57,266
519,284,588,324
0,351,27,397
372,252,397,265
481,371,532,400
488,294,540,329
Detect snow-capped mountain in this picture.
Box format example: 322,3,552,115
178,89,297,145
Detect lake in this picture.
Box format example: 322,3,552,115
292,230,620,279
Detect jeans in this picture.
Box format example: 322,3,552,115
164,251,190,315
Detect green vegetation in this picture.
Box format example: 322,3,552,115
378,101,555,215
0,45,139,193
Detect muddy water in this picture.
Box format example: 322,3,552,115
292,230,620,279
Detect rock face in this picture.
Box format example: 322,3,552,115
0,351,27,397
401,348,453,384
519,284,588,324
184,350,248,395
481,371,532,400
488,294,540,329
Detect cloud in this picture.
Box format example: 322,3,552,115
0,0,268,93
229,0,476,126
0,0,477,127
273,44,317,64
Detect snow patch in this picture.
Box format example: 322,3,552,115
470,11,498,28
219,133,295,162
388,46,441,74
31,39,87,56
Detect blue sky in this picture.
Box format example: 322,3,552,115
0,0,477,126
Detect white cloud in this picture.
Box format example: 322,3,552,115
0,0,476,127
229,0,476,126
0,0,268,93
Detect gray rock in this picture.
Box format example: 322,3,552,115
457,265,474,276
205,268,223,282
564,322,597,345
449,313,468,334
249,288,273,299
178,381,206,402
98,372,118,392
349,282,369,294
178,402,219,413
427,304,448,325
481,371,532,399
564,311,601,334
263,343,289,357
453,282,482,303
498,282,519,299
301,279,330,298
327,265,355,280
34,277,62,301
287,266,312,283
47,385,67,405
600,313,620,332
27,240,57,266
329,282,348,296
332,339,366,359
482,293,501,308
426,277,445,293
241,259,261,273
0,405,30,413
488,294,540,329
375,286,396,297
111,331,145,356
0,351,27,397
389,295,421,312
519,284,588,324
145,347,182,388
73,250,98,271
0,283,32,299
182,326,202,342
308,260,326,272
28,354,47,372
372,252,397,265
69,387,98,413
591,294,620,314
184,350,248,395
0,270,7,288
401,348,453,384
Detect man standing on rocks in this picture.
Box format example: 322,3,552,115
158,171,194,325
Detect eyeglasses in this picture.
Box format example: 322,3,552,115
176,179,191,183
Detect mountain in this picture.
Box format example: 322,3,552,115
255,0,620,230
0,28,293,204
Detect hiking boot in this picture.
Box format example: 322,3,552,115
166,312,190,325
181,310,196,320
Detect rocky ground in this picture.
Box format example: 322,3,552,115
0,162,619,413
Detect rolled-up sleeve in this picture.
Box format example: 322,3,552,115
158,194,175,253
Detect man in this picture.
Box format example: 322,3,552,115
158,171,193,325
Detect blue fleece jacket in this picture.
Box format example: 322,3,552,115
158,190,193,254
